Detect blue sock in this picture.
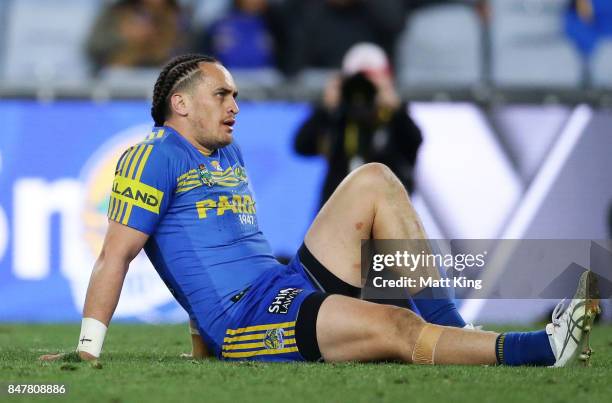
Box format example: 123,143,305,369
412,288,466,327
496,331,555,366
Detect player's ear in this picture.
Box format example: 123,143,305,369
170,93,189,118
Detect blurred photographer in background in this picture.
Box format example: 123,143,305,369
294,43,423,209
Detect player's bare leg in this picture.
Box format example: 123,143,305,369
315,284,599,367
305,162,439,291
315,294,498,365
303,163,599,367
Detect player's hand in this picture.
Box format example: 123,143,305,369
322,75,341,111
180,350,211,360
38,351,97,362
372,75,400,110
187,327,213,359
38,353,65,362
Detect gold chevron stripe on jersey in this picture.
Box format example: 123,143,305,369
107,142,157,224
211,166,233,177
176,169,202,193
109,147,134,221
176,184,201,194
177,169,198,181
214,179,242,187
177,169,199,180
177,180,201,188
176,169,202,194
116,146,133,174
127,145,146,179
107,194,117,219
175,164,247,193
121,144,154,223
121,145,139,177
176,178,242,192
225,321,296,336
114,144,141,220
111,199,122,221
135,145,153,179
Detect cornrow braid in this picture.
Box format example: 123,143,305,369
151,54,218,126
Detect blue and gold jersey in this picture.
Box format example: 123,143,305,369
107,126,281,351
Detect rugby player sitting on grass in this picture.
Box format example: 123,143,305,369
41,55,599,367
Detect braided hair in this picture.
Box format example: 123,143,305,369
151,54,218,126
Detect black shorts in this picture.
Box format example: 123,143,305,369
294,243,361,361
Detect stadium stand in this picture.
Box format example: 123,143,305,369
1,0,102,84
491,0,583,87
0,0,608,103
395,3,483,89
590,40,612,87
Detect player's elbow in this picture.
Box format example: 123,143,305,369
95,246,134,274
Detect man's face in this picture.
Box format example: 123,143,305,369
185,63,239,151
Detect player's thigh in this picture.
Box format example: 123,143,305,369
316,294,424,362
305,163,394,287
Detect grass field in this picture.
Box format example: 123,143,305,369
1,323,612,403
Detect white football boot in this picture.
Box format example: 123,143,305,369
546,270,600,367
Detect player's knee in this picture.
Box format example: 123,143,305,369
376,305,425,360
355,162,393,181
351,163,401,192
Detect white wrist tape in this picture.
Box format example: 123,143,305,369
76,318,107,358
189,323,200,336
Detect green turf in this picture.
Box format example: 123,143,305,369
1,324,611,403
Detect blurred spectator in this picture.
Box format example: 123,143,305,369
294,43,422,209
565,0,612,58
283,0,406,74
196,0,287,69
86,0,187,72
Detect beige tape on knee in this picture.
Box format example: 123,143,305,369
412,324,444,365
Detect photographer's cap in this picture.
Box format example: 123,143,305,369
342,42,391,79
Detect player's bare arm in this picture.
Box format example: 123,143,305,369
181,320,212,359
83,221,148,323
40,220,148,362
